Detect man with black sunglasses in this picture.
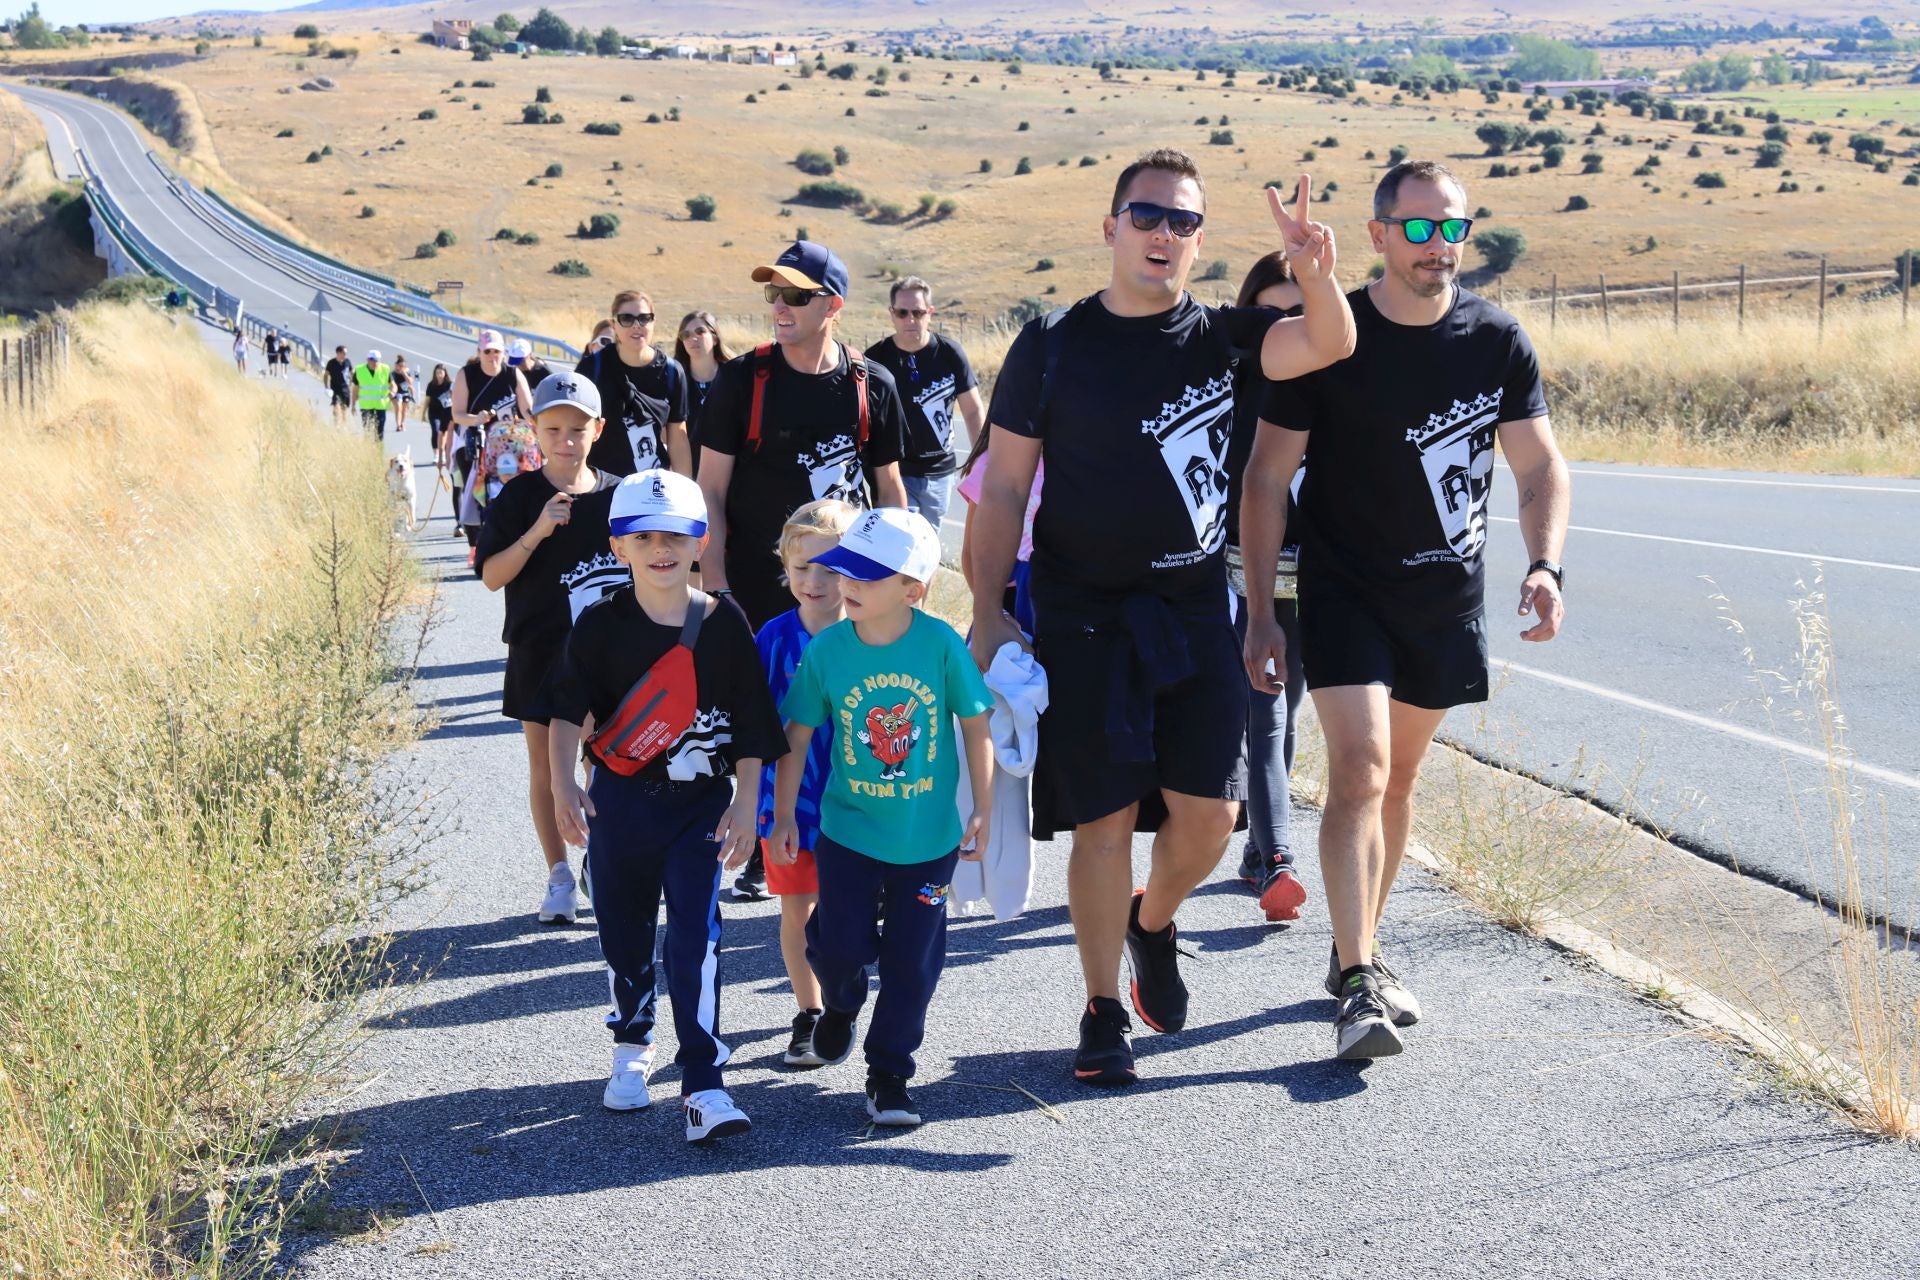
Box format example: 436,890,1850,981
1240,158,1571,1061
864,276,985,534
698,240,910,633
969,147,1356,1087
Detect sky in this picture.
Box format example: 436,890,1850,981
48,0,301,24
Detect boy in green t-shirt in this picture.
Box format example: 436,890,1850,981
770,508,994,1127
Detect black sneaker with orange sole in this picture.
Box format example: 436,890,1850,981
1074,996,1136,1087
1124,889,1189,1034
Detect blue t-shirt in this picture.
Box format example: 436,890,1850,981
756,608,834,852
780,610,993,864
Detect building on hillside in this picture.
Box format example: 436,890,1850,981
430,18,472,50
654,44,698,59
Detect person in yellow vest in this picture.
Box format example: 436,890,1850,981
355,348,397,440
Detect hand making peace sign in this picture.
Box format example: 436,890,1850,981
1269,175,1337,285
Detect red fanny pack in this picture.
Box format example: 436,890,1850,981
588,592,709,776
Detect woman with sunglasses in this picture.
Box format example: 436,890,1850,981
672,310,733,465
1242,158,1569,1063
575,289,692,477
967,149,1354,1089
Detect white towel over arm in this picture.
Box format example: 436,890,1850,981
950,643,1048,922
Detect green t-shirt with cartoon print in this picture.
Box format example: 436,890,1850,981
780,609,994,864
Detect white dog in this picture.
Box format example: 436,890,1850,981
388,454,422,533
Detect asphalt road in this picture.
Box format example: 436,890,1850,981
18,77,1918,920
274,509,1920,1278
4,81,484,376
1472,460,1920,916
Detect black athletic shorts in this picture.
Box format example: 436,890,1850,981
501,635,562,725
1033,611,1248,829
1298,586,1488,711
331,387,351,408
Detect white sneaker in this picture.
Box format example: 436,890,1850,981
602,1044,655,1111
538,874,580,924
682,1089,751,1143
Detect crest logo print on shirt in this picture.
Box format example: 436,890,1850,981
560,552,632,621
663,707,733,781
797,433,864,504
1141,372,1236,555
1404,391,1502,562
912,373,959,452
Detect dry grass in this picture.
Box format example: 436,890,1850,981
29,34,1913,330
0,304,428,1275
1538,307,1920,476
1697,578,1920,1138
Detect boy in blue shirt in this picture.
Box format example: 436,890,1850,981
753,497,860,1067
770,508,994,1126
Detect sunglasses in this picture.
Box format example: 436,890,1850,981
613,311,655,327
1116,201,1205,237
891,307,929,320
764,284,831,307
1379,217,1473,245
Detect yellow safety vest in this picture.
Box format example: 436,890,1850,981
355,362,394,411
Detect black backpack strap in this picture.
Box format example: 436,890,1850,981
679,589,710,652
1032,298,1091,434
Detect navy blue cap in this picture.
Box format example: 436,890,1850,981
752,240,849,299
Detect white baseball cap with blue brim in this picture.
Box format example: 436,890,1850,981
610,469,708,539
812,507,940,584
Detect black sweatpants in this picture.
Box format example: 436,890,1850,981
806,836,960,1081
586,770,732,1095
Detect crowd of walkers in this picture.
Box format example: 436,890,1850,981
401,151,1569,1144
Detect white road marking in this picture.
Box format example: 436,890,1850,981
1488,516,1920,574
1496,659,1920,793
1496,461,1920,497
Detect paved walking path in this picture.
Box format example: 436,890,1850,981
285,512,1920,1280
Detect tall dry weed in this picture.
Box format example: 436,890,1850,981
0,304,428,1275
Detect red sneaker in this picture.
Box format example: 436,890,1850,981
1259,866,1308,923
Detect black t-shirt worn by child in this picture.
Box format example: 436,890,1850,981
701,343,910,584
576,346,689,476
989,292,1279,603
863,333,979,478
547,590,788,781
474,468,627,647
1261,284,1549,625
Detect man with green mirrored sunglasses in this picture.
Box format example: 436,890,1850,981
1240,158,1572,1062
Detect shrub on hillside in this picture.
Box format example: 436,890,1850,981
686,194,717,221
795,149,834,175
414,242,438,258
1694,171,1727,188
1476,227,1527,272
584,121,622,136
552,258,591,277
794,180,864,207
1563,194,1590,211
577,213,622,239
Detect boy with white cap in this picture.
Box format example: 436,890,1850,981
547,469,786,1143
769,508,994,1127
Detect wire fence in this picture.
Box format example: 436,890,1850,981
1492,258,1914,335
0,319,71,417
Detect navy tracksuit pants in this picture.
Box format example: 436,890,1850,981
806,836,960,1081
586,771,731,1095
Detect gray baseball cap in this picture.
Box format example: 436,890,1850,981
530,371,603,418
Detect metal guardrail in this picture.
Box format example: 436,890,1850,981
78,147,243,323
200,184,426,298
146,151,580,364
237,312,319,375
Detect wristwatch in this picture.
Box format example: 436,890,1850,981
1528,559,1565,590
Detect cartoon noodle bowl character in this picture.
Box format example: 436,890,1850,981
856,699,920,781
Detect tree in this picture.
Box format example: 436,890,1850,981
594,26,621,56
13,3,62,48
495,13,522,33
1716,53,1753,91
293,23,319,39
827,62,857,80
1761,52,1793,85
519,7,573,52
1476,227,1526,272
1506,34,1600,83
1475,122,1526,155
1755,142,1786,168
